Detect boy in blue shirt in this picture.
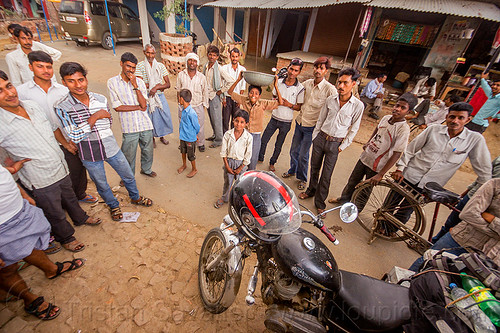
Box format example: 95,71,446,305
177,89,200,178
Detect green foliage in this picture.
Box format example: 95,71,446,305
154,0,193,34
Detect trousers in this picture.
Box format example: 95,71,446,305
121,130,154,175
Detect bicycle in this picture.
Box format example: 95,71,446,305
350,176,462,255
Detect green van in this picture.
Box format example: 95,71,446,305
59,0,142,49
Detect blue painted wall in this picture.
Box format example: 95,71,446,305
194,6,213,41
122,0,166,32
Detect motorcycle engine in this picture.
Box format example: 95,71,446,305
262,260,302,304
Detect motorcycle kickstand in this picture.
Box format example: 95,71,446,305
245,265,259,306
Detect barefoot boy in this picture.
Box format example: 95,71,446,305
214,110,252,208
178,89,200,178
329,92,418,205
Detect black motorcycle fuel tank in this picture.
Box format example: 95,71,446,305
272,228,341,292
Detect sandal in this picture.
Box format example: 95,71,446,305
132,196,153,207
282,172,294,178
25,296,61,320
49,258,85,279
140,170,157,178
110,207,123,221
297,181,306,191
299,192,312,200
62,240,85,253
79,194,98,203
44,240,62,255
214,199,224,209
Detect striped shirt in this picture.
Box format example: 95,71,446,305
55,92,120,162
135,60,168,86
0,100,69,189
107,75,153,133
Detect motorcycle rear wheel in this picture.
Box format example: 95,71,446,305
198,228,241,314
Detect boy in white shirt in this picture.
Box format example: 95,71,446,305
214,110,253,208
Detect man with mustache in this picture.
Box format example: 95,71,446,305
5,26,61,87
107,52,156,178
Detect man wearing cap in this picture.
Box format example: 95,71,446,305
175,53,209,152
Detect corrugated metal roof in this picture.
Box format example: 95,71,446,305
203,0,500,21
368,0,500,21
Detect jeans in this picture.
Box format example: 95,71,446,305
306,135,341,210
409,232,467,272
259,118,292,166
207,96,223,145
431,194,470,243
248,133,261,170
121,130,154,175
287,122,314,182
82,150,140,209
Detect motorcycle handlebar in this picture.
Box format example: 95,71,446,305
301,210,339,245
319,225,339,245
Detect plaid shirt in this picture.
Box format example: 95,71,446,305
107,74,153,133
55,92,120,162
0,100,69,189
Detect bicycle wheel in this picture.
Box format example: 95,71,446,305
351,180,425,242
198,228,242,314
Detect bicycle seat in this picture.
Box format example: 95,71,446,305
423,182,460,206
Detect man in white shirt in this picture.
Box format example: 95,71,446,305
299,68,364,216
17,51,97,204
203,45,234,148
5,26,61,87
221,47,246,133
411,77,437,105
408,94,461,128
259,58,305,171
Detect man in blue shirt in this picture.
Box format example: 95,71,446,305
360,73,387,120
466,72,500,133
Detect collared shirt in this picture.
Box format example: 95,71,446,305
55,92,120,162
361,78,384,99
221,63,246,94
313,94,364,151
0,100,69,189
396,125,491,189
360,115,410,172
220,128,253,166
411,77,436,98
471,79,500,128
135,60,169,86
0,165,23,225
468,156,500,197
297,78,337,127
175,69,209,108
272,78,305,122
204,63,235,100
230,92,279,133
107,75,153,134
5,42,61,87
17,79,69,137
179,105,200,142
424,100,448,126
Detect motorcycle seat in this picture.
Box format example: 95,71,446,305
423,182,460,206
334,270,411,332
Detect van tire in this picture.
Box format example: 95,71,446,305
102,32,115,50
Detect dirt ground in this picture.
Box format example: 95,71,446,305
0,40,498,332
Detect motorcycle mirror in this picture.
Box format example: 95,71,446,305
339,203,358,223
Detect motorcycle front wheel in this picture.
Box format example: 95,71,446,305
198,228,242,314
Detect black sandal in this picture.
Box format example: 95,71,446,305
49,258,85,280
110,207,123,221
25,296,61,320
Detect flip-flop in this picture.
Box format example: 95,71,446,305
214,199,224,209
62,240,86,253
79,194,98,203
77,217,102,226
49,258,85,279
299,192,312,200
282,172,294,178
140,170,157,178
44,240,62,255
297,181,306,191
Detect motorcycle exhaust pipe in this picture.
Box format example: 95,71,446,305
245,266,259,306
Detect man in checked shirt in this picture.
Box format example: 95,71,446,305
55,62,153,222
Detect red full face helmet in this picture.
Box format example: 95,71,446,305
229,171,302,242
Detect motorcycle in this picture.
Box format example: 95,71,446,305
198,171,411,333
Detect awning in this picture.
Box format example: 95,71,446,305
203,0,500,21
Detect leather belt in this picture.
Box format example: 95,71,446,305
320,131,344,142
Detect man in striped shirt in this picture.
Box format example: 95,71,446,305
56,62,153,221
107,52,156,177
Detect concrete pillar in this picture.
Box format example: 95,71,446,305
243,8,250,52
213,7,220,42
164,0,176,34
260,9,271,57
190,4,194,32
302,8,318,52
292,13,304,50
137,0,150,46
226,8,235,42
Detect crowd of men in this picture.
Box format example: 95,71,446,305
0,22,499,320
